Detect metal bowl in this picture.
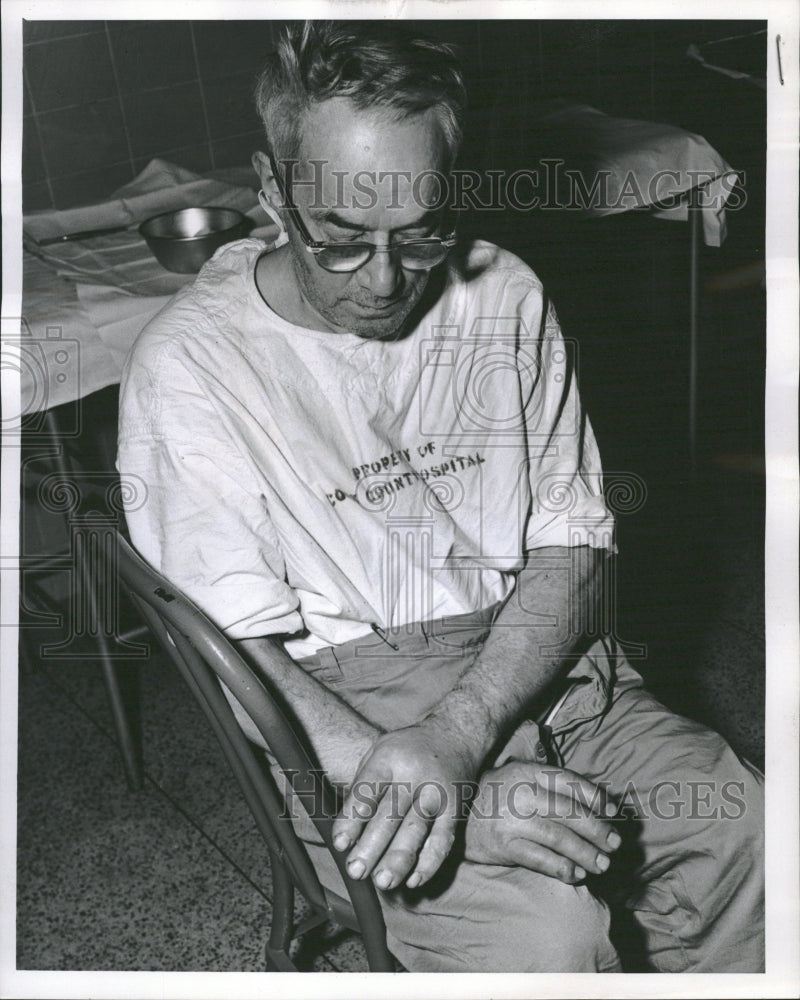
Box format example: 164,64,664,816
139,206,250,273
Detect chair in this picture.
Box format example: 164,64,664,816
113,529,396,972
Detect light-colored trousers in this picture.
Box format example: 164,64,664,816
281,608,764,973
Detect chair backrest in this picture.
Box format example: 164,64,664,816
113,530,394,972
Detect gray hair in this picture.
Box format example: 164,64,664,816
254,21,467,169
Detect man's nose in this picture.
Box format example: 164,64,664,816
360,247,403,298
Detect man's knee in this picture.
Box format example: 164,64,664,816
628,756,764,972
648,751,763,865
383,864,621,972
719,760,763,853
528,877,621,973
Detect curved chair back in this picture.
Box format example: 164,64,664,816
114,530,394,971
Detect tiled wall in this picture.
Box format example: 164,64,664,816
22,19,765,213
22,19,280,211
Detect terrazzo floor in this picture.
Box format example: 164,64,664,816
15,455,765,975
16,634,369,973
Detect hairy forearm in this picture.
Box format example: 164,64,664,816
239,635,380,787
325,545,607,889
238,546,602,793
424,545,605,770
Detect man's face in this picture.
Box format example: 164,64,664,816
284,98,450,340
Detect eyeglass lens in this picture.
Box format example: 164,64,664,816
317,241,450,273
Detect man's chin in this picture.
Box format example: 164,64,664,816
348,314,412,340
335,299,418,340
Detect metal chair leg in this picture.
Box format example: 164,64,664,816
99,656,143,791
75,524,143,791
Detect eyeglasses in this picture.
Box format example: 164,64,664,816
270,160,456,274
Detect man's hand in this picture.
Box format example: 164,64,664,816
331,721,480,891
329,546,606,889
465,760,620,883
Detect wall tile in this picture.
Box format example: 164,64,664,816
133,142,212,176
211,132,263,170
203,73,262,141
23,121,47,184
191,20,275,81
121,81,206,160
23,20,105,44
38,98,129,177
50,162,135,209
109,21,196,94
25,33,115,112
23,181,54,213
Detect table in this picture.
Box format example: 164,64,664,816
525,101,739,466
17,159,271,413
12,159,272,787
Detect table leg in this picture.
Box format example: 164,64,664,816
689,185,701,470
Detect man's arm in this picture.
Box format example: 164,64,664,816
243,548,619,890
239,635,380,788
330,544,607,887
430,544,603,763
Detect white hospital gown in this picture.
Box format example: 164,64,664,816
118,237,614,659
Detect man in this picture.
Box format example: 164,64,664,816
118,21,763,973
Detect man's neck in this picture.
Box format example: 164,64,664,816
254,246,322,331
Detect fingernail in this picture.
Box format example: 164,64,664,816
406,871,422,889
596,853,610,871
333,834,350,852
374,869,392,889
347,859,365,879
607,831,622,850
573,866,586,880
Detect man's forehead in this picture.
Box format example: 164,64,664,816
293,98,447,186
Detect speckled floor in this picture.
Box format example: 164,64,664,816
16,637,369,972
15,455,765,973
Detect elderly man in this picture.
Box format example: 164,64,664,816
118,21,763,973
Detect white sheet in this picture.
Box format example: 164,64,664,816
20,159,278,410
528,101,739,245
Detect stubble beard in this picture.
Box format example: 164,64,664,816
293,252,429,341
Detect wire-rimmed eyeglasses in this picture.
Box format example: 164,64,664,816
270,158,456,274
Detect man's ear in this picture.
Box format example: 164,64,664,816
251,150,281,207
